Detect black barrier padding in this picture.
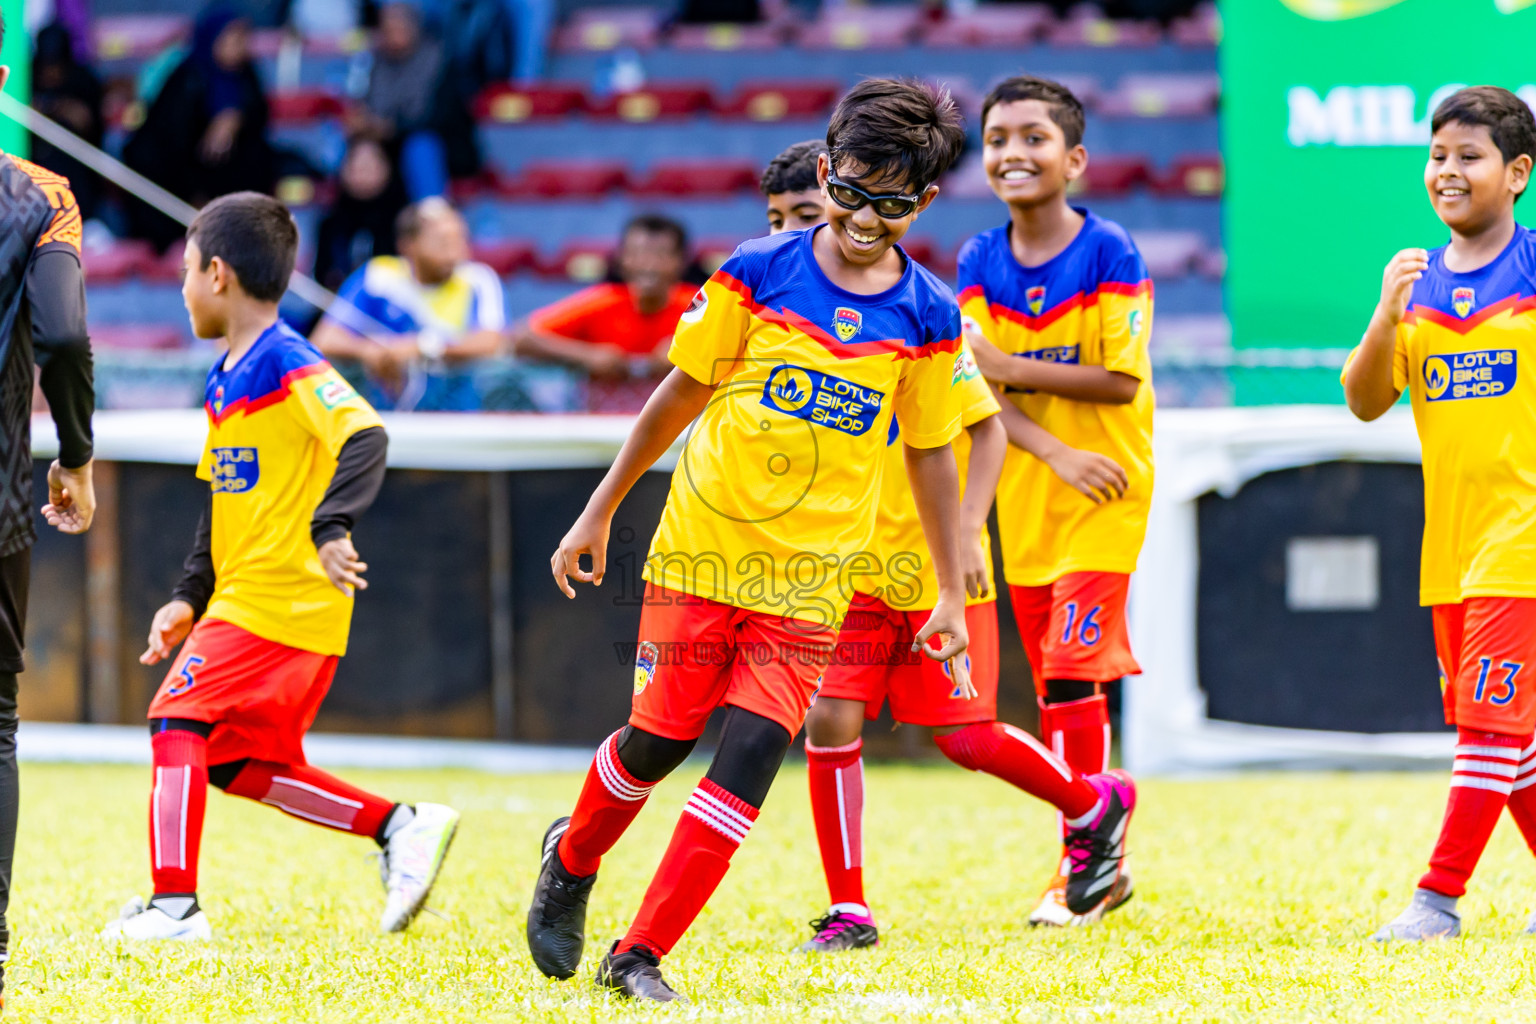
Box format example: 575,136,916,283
1197,461,1444,733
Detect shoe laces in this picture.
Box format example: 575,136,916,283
538,863,589,923
1065,815,1113,871
808,913,858,942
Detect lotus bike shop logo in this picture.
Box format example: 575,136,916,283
633,640,659,695
1026,286,1046,316
762,365,884,436
1423,350,1516,402
1453,287,1476,319
833,306,863,342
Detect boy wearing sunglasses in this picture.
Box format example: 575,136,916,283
528,79,973,1002
961,74,1153,928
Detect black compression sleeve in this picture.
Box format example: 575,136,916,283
310,427,388,547
169,492,215,619
27,249,94,468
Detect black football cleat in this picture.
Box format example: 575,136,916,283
596,941,683,1003
525,817,596,979
1063,769,1137,915
799,910,879,952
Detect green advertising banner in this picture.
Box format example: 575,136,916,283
0,0,26,156
1222,0,1536,403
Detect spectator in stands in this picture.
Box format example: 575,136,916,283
512,214,696,413
311,197,505,411
121,5,277,251
350,2,480,201
30,23,104,221
312,137,409,293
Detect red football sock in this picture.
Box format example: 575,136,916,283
1044,692,1110,775
224,760,394,839
1506,739,1536,853
935,721,1098,821
805,738,865,909
1419,728,1526,898
619,779,759,957
150,729,208,894
558,730,658,877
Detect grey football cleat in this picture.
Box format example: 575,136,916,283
1372,888,1460,942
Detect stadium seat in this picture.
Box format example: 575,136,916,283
631,160,760,197
472,240,539,277
917,4,1052,48
554,8,665,52
501,162,630,199
1155,154,1223,197
898,236,936,269
268,90,347,125
1098,74,1220,118
93,14,186,61
797,6,925,50
539,240,617,283
1131,231,1204,280
473,83,586,123
83,240,158,284
1169,3,1220,47
586,84,715,121
89,325,185,351
1045,14,1162,47
714,81,841,122
668,22,787,51
1073,155,1153,197
143,241,187,284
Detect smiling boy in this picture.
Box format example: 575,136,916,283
1343,86,1536,942
526,79,971,1002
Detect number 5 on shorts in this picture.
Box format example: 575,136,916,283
1473,657,1522,707
166,654,205,697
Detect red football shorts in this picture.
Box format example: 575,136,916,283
1009,571,1140,694
818,592,999,727
1433,597,1536,736
147,618,339,765
628,583,835,740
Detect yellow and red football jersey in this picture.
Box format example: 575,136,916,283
197,322,383,655
647,227,965,630
1346,226,1536,605
958,210,1155,587
865,341,1001,611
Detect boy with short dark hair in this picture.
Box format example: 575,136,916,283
962,74,1151,926
760,139,828,234
1343,86,1536,942
101,192,459,942
527,79,971,1002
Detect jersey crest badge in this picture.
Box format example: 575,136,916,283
833,306,862,342
634,641,659,695
212,385,225,414
1026,286,1046,316
1453,287,1475,319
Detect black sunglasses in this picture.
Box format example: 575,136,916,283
825,172,924,219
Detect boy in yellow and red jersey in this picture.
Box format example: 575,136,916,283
1344,87,1536,943
100,193,458,944
757,142,1140,951
962,75,1153,927
525,81,1124,1004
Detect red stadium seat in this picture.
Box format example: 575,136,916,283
1155,154,1224,197
918,4,1052,48
586,84,714,121
1098,74,1220,118
502,162,630,199
797,6,925,50
474,83,586,123
1071,155,1153,197
89,325,185,351
668,22,787,50
631,160,760,197
82,240,157,284
268,91,347,125
715,81,840,121
142,241,187,284
554,8,664,51
472,240,538,277
897,236,936,269
94,15,186,61
1045,15,1161,47
539,240,617,282
1130,231,1205,280
449,169,514,203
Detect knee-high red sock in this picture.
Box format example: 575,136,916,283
805,739,865,910
1506,739,1536,853
1419,728,1527,897
1043,693,1110,775
619,779,758,957
224,760,394,839
150,729,208,895
935,722,1099,821
558,730,658,877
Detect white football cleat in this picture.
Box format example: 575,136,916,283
1028,856,1134,927
99,896,213,942
379,802,460,933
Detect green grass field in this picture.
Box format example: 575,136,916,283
10,762,1536,1022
